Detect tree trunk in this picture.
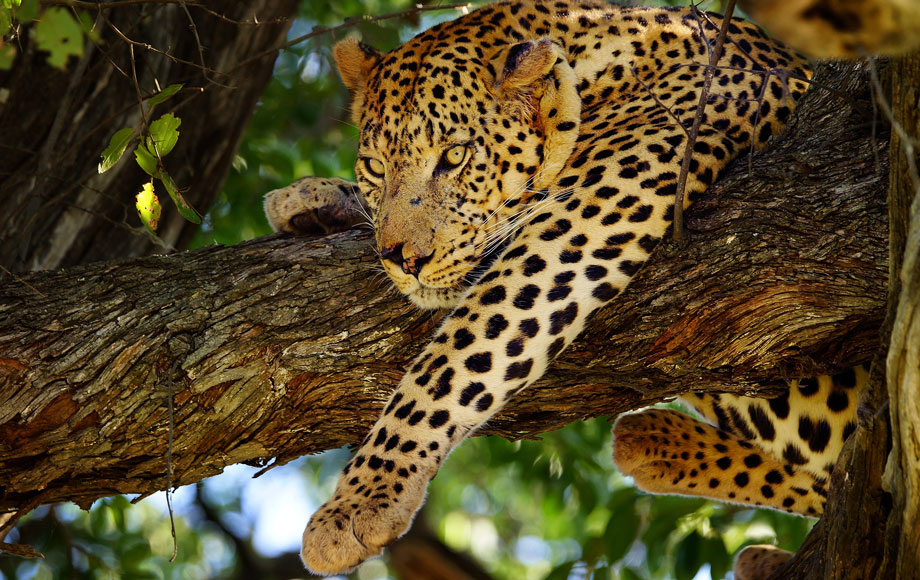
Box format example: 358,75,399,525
0,62,888,534
883,52,920,580
771,56,919,580
0,1,298,272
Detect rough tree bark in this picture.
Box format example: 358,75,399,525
0,0,298,272
0,62,888,543
770,55,919,580
883,52,920,580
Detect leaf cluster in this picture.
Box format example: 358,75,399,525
98,86,201,233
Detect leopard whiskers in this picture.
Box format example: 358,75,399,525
477,186,576,254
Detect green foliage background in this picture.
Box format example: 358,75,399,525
1,1,814,579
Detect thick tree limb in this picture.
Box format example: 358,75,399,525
0,63,887,520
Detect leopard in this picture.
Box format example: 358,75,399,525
263,1,872,577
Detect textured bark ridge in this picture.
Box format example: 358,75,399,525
0,64,887,525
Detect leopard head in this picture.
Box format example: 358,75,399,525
333,33,580,309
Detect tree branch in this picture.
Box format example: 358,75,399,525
0,63,886,522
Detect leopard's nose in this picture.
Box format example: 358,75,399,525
380,243,434,278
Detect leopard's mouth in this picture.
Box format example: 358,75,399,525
389,236,513,310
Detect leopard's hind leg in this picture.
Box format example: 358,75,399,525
613,408,828,516
733,544,794,580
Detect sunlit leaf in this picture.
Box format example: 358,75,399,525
147,112,181,157
98,127,135,173
34,7,83,69
134,144,157,175
148,83,183,106
136,181,161,233
158,169,201,224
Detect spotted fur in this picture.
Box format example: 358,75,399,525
733,544,795,580
738,0,920,57
262,1,844,574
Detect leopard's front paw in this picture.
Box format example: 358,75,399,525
301,466,430,574
264,176,367,236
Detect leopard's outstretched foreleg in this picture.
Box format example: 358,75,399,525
613,409,827,516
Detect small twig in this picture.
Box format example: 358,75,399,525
673,0,737,244
868,59,920,190
229,3,473,73
165,360,178,562
0,265,47,297
102,11,225,77
631,64,692,136
179,0,233,89
40,0,204,8
190,4,284,26
41,0,280,25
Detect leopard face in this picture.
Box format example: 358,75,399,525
337,31,580,309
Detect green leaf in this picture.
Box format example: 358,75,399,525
590,566,610,580
543,561,575,580
147,112,181,157
1,10,12,37
147,83,183,106
158,169,201,224
674,531,703,580
16,0,38,21
98,127,135,173
700,534,731,580
34,7,83,69
603,489,639,564
0,43,14,69
136,181,161,233
134,144,157,175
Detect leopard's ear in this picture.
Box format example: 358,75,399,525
332,37,382,92
491,39,581,190
492,39,559,97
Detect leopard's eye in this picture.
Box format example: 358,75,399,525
364,157,385,178
443,144,467,167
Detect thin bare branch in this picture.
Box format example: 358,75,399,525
673,0,736,244
229,3,473,73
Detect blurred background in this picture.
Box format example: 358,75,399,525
0,1,814,578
